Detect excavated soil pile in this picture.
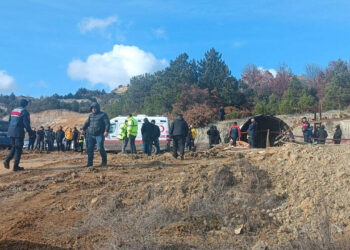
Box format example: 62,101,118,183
0,143,349,249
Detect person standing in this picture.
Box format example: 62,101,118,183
170,114,189,160
72,127,79,152
65,128,73,151
228,122,241,146
313,126,319,143
301,117,310,143
3,99,33,171
28,127,36,150
219,106,225,121
141,118,153,156
126,114,138,154
333,124,342,144
44,126,53,151
207,125,221,148
151,120,161,155
247,118,257,148
35,126,45,150
78,128,85,152
317,125,328,144
82,102,110,167
118,120,128,154
307,126,313,143
51,128,56,150
186,124,197,152
55,126,65,151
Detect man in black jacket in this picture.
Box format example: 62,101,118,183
207,125,221,148
333,124,342,144
72,127,79,152
55,126,65,151
317,125,328,144
219,106,225,121
151,120,161,154
170,114,189,160
3,99,33,171
82,102,110,167
141,118,153,156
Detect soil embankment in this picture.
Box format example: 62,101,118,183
0,143,349,249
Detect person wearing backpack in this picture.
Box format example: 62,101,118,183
228,122,241,146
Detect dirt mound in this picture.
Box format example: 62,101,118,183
0,240,69,250
30,109,88,129
0,144,349,249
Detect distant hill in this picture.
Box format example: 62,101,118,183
112,85,128,94
0,88,118,120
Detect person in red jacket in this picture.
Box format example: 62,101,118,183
228,122,241,146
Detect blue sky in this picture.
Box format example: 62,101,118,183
0,0,349,97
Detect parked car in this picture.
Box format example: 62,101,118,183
0,120,11,149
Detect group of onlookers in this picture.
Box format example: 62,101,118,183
208,118,257,149
27,125,87,152
301,117,342,144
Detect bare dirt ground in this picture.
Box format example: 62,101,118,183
0,143,350,249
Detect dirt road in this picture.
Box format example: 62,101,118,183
0,144,349,249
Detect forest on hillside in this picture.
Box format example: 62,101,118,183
106,49,350,126
1,48,350,127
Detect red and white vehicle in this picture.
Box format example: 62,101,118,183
104,115,171,152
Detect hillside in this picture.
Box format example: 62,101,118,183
30,110,88,129
0,143,349,249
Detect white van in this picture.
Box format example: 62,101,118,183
105,115,171,152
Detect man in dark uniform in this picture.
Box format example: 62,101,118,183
170,114,189,160
3,99,33,171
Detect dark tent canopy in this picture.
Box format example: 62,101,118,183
240,115,290,148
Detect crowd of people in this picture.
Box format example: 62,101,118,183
301,117,342,144
27,126,87,152
1,99,346,172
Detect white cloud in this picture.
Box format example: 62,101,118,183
0,70,16,92
152,28,167,39
78,16,118,34
258,66,277,77
67,44,168,89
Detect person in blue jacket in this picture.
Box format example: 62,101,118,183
3,99,33,171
